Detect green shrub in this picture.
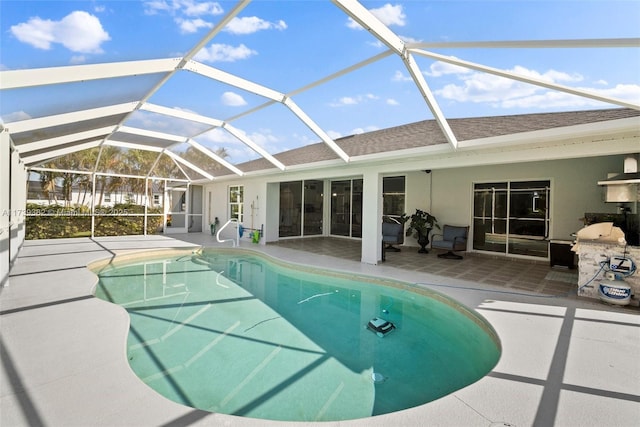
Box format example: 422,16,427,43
25,203,165,239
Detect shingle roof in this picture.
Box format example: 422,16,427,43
222,108,640,175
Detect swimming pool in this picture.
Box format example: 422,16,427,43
92,248,500,422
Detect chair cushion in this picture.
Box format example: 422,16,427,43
432,225,468,251
443,225,467,241
432,240,455,250
382,222,403,244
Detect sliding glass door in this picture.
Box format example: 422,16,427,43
330,179,362,238
279,180,323,238
473,180,550,258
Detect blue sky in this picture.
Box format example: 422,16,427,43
1,0,639,164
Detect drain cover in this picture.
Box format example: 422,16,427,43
372,372,386,383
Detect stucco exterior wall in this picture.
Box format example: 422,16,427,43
431,156,629,242
203,154,636,261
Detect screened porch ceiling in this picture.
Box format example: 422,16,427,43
1,0,639,184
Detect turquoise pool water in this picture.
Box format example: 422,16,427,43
93,249,500,422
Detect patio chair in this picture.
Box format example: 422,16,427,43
382,221,404,252
431,225,469,259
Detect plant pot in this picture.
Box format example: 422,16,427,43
417,230,431,253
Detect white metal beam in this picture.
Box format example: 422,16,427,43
116,126,185,142
164,150,214,181
403,53,459,149
23,140,103,165
103,140,164,152
29,166,93,175
222,123,286,170
19,127,117,154
0,58,179,90
409,48,640,110
140,103,224,127
186,61,285,102
186,139,244,176
5,103,137,133
283,97,350,162
331,0,405,54
170,157,191,181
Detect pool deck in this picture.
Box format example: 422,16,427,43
1,234,639,427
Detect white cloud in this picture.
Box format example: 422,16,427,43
329,93,378,107
400,35,421,43
10,11,110,53
598,83,640,103
348,3,406,29
180,0,223,17
143,0,172,15
367,39,385,49
372,3,406,26
351,125,379,134
221,91,247,106
194,43,257,62
1,110,32,123
247,129,279,148
502,83,640,109
424,59,472,77
199,128,237,144
144,0,223,17
386,98,399,106
144,1,223,33
392,70,412,82
70,55,86,64
509,65,583,84
176,17,212,33
336,97,358,106
327,130,343,140
432,63,640,110
199,127,284,161
437,72,539,104
224,16,287,35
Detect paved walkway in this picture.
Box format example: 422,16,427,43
1,235,639,426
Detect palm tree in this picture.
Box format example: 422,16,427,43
95,146,123,206
39,171,59,204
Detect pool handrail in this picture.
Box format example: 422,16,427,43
216,218,240,247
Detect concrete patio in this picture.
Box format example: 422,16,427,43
1,234,639,426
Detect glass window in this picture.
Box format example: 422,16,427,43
229,185,243,223
383,176,405,218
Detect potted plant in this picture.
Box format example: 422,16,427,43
405,209,440,253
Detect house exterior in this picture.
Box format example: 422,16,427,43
203,108,640,265
26,174,164,208
2,107,639,287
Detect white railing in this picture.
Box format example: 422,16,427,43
216,218,240,247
